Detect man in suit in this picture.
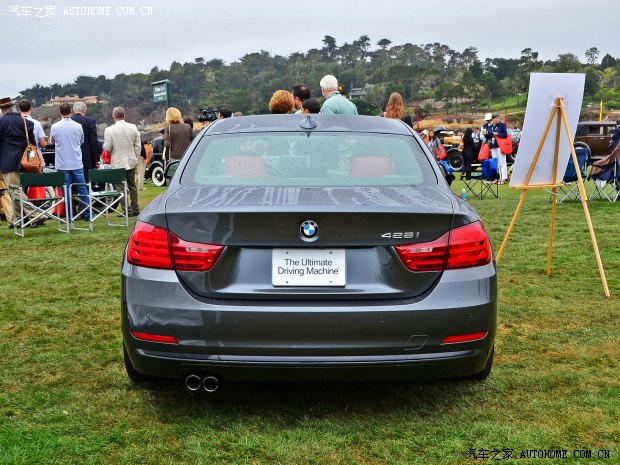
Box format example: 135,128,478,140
103,106,141,216
71,101,101,182
0,97,40,227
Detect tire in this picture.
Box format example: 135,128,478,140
123,343,151,383
471,346,494,381
447,150,464,172
151,165,165,187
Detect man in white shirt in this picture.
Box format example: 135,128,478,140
18,99,47,157
50,103,90,221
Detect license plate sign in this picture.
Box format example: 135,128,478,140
272,249,346,286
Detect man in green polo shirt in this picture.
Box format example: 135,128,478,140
319,75,358,115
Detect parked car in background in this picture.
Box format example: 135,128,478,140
444,127,521,172
41,142,55,168
121,114,497,392
573,121,616,164
40,139,105,169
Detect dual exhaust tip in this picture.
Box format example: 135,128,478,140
185,373,220,392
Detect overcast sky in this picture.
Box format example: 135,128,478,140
3,0,618,99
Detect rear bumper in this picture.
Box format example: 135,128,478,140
129,348,491,382
122,262,497,382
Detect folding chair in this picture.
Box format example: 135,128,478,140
462,158,499,199
587,152,620,202
77,168,129,228
436,159,455,186
10,172,69,237
67,177,93,231
555,147,588,203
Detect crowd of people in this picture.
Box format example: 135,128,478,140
0,72,511,229
420,112,511,183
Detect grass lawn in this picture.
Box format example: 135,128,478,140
1,180,618,465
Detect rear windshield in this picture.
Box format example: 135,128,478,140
180,132,437,187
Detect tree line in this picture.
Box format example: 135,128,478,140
18,36,620,124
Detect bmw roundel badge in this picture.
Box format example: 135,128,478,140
300,220,319,240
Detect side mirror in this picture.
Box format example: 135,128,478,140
164,161,180,181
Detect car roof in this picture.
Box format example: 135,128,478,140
204,114,415,136
577,121,615,126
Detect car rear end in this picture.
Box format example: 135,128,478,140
121,116,496,386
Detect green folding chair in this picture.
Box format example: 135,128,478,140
86,168,128,228
10,172,69,237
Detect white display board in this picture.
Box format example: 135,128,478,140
510,73,585,187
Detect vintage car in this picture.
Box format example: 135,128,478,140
573,121,617,164
443,128,520,172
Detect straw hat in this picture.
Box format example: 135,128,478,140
0,97,15,108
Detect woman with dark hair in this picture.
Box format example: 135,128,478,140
382,92,413,128
461,127,475,180
427,129,444,159
183,117,196,140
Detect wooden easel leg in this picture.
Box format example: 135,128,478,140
496,189,528,263
560,108,611,298
578,195,611,297
547,187,558,275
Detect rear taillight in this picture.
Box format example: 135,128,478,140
445,221,492,269
394,221,491,272
394,234,449,272
127,221,223,271
169,233,224,272
126,222,172,269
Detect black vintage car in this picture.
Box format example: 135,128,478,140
444,128,520,172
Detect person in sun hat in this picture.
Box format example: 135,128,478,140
481,112,493,145
0,98,16,225
0,97,41,227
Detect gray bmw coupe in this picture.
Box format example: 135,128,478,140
121,115,496,391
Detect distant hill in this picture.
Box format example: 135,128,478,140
20,38,620,129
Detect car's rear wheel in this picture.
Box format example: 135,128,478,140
471,346,494,381
151,165,165,187
123,342,151,383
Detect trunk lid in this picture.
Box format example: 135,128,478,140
165,186,455,300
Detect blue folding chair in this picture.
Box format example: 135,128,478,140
463,158,499,199
437,159,455,185
556,147,588,203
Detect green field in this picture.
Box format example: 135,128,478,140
1,182,618,465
